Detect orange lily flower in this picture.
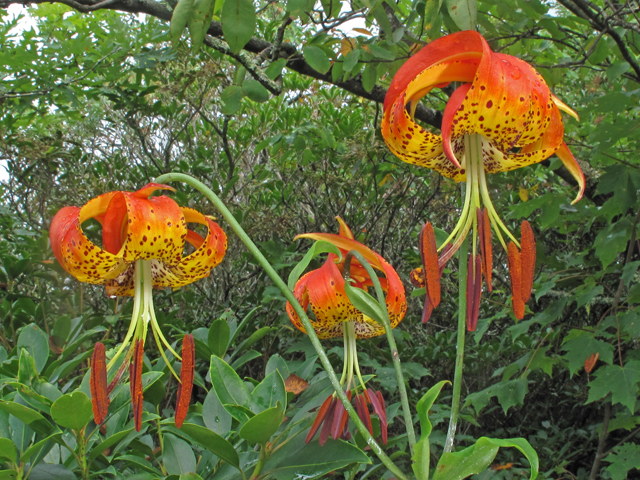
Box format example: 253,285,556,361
286,218,406,445
50,183,227,430
381,31,584,328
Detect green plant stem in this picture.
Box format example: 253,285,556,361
76,427,89,480
444,237,468,454
249,444,267,480
155,173,408,480
343,251,417,453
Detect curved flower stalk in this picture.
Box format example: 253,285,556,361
286,217,407,445
382,30,585,327
50,183,227,430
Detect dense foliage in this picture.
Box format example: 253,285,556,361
1,0,640,479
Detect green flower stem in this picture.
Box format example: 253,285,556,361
155,173,408,480
444,236,469,453
343,250,417,453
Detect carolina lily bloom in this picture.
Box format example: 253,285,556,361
286,218,406,445
381,30,585,329
50,183,227,430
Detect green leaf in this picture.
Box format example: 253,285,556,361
232,327,274,356
303,46,331,74
604,443,640,480
361,63,377,93
18,348,38,385
0,470,17,479
261,438,370,480
209,355,252,409
20,432,62,464
251,370,286,412
367,44,395,61
163,433,197,475
288,240,342,290
433,437,539,480
238,404,284,445
413,380,450,480
343,49,360,72
50,391,93,430
222,404,255,422
180,474,204,480
221,85,244,115
242,79,270,103
0,438,17,464
265,59,287,80
587,361,640,412
17,323,49,373
27,464,76,480
562,329,614,376
89,428,136,462
230,349,261,370
178,423,239,468
445,0,477,31
606,62,630,82
221,0,256,54
202,388,232,436
208,319,230,358
170,0,195,46
344,283,386,325
0,400,53,435
187,0,215,51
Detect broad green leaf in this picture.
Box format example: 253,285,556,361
170,0,195,46
587,361,640,412
303,46,331,74
230,349,261,370
0,437,17,464
343,49,360,72
210,356,251,408
0,470,17,479
208,319,230,358
287,240,342,290
232,327,274,357
0,400,53,435
221,0,256,54
180,474,204,480
27,464,76,480
178,423,239,468
242,79,270,103
18,349,38,385
222,404,255,422
202,388,232,435
413,380,449,480
433,437,539,480
188,0,215,51
445,0,477,31
221,85,244,115
265,59,287,80
17,323,49,373
238,404,284,445
20,432,62,464
163,433,197,475
361,64,376,93
604,443,640,480
89,428,136,462
251,370,286,412
261,438,370,480
606,62,630,82
424,0,445,30
562,331,614,376
367,44,395,61
50,391,93,430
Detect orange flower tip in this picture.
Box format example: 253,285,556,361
306,395,334,444
90,342,109,425
175,334,195,429
131,182,176,199
466,255,482,331
520,221,536,304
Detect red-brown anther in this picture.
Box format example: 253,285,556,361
507,242,525,320
319,397,337,446
420,223,441,307
466,254,482,331
409,267,425,288
306,395,334,444
90,343,109,425
520,221,536,303
422,294,434,324
355,394,373,437
175,334,195,428
477,208,493,292
331,390,351,441
367,388,388,445
130,340,144,432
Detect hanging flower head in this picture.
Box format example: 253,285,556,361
286,218,406,445
50,183,227,431
381,31,585,329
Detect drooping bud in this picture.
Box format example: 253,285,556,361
420,223,441,307
331,390,351,441
175,334,195,428
520,221,536,303
319,397,337,446
477,208,493,292
466,254,482,331
130,340,144,432
90,343,109,425
368,388,388,445
354,393,373,438
507,242,525,320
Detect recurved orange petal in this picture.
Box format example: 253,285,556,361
294,233,384,271
555,142,585,205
